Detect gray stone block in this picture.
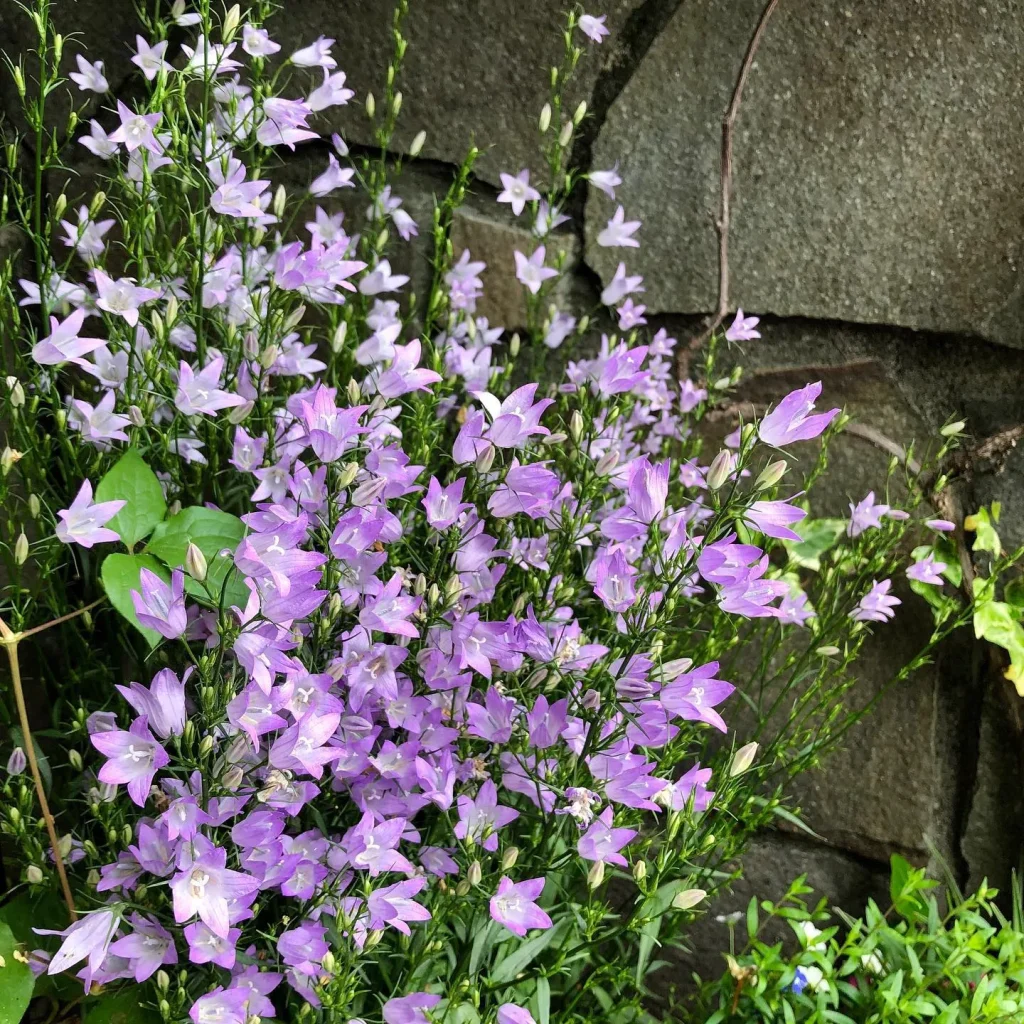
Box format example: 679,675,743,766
586,0,1024,347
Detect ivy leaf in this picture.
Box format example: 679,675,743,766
100,553,169,647
0,920,34,1024
964,505,1002,557
145,506,247,610
95,450,167,550
783,518,846,571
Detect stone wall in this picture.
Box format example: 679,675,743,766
5,0,1024,989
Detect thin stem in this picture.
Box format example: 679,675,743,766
19,596,104,640
0,615,77,921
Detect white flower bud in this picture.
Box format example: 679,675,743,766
223,3,241,39
558,120,573,147
729,742,758,777
331,320,348,354
595,450,619,476
501,847,519,870
89,190,106,217
185,542,208,582
587,860,605,889
633,860,646,882
26,865,43,884
755,459,787,490
366,92,376,118
570,410,584,444
509,333,520,358
68,749,83,771
227,400,253,425
165,294,178,327
13,532,28,565
260,343,280,370
816,645,840,657
273,184,287,219
198,735,215,757
706,449,734,491
7,377,24,408
1,447,21,475
409,129,426,157
475,445,495,474
672,888,707,911
941,420,966,437
467,860,482,885
53,193,67,220
392,90,403,115
573,100,587,125
539,103,552,133
28,494,39,518
346,378,362,406
337,462,360,489
128,405,145,427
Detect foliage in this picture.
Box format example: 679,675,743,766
693,859,1024,1024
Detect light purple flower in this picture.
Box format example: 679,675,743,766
725,309,761,341
498,1006,537,1024
758,382,840,448
926,519,956,533
577,807,637,867
69,390,132,446
116,668,187,739
367,877,431,934
588,164,621,198
190,987,249,1024
497,169,541,217
382,993,441,1024
290,36,336,68
242,24,281,57
376,340,443,398
490,876,552,937
579,13,610,43
847,491,890,537
170,838,260,938
42,909,119,986
907,553,947,586
488,460,561,519
55,479,124,548
108,913,177,982
91,715,170,806
32,307,105,368
423,476,473,530
851,579,901,623
93,268,161,326
131,568,187,639
744,499,807,541
131,36,172,79
210,159,271,219
454,779,519,851
107,100,163,155
597,205,640,248
514,246,558,294
69,55,108,93
176,357,247,416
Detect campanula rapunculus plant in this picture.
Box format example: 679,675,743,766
0,3,1019,1024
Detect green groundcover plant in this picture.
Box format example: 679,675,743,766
0,2,1020,1023
694,858,1024,1024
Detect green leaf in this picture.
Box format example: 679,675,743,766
489,919,568,986
784,518,846,571
0,920,34,1024
972,598,1024,693
0,891,77,998
95,450,167,550
82,987,162,1024
535,976,551,1024
100,553,169,647
965,505,1002,556
145,506,247,610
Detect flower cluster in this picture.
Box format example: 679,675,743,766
0,3,1001,1024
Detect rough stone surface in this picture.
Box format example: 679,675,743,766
587,0,1024,347
270,0,645,187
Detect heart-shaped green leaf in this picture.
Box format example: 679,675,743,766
95,450,167,549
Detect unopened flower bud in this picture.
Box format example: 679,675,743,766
0,447,19,476
366,92,376,119
569,410,585,444
409,129,426,157
816,645,840,657
53,193,67,220
14,532,28,565
26,864,43,884
122,823,133,844
11,65,25,98
68,749,83,771
227,400,253,425
223,3,241,39
413,573,427,595
273,184,287,219
198,735,215,757
501,846,519,870
259,344,280,370
128,405,145,427
573,100,587,125
392,90,403,115
28,494,40,518
445,575,462,600
321,950,336,973
7,378,24,407
706,449,734,491
544,432,568,446
509,333,520,358
673,888,707,911
165,294,178,327
7,747,26,775
375,227,390,250
89,190,107,217
243,331,260,359
159,1000,171,1020
331,320,347,354
475,445,495,474
729,742,758,777
587,860,605,889
337,462,360,489
156,970,170,993
941,420,966,438
755,459,787,490
185,542,208,582
633,860,646,882
582,688,601,711
346,378,362,406
558,120,573,147
167,500,182,517
595,450,619,476
467,860,482,886
455,879,471,896
427,583,440,606
539,103,552,133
